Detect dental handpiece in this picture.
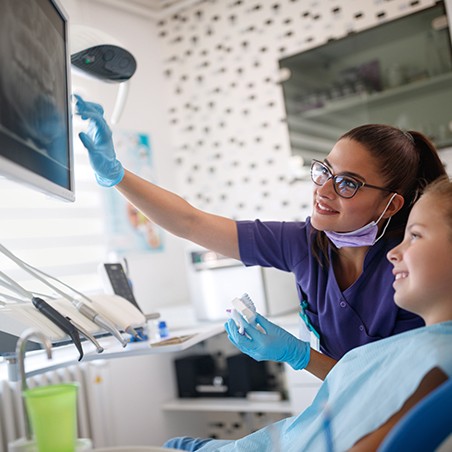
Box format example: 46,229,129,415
125,325,140,339
68,318,104,354
76,301,128,348
32,297,84,361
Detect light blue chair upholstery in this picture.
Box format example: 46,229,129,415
378,379,452,452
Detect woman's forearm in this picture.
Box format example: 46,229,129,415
305,349,337,380
116,169,241,258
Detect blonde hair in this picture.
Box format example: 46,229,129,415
422,176,452,240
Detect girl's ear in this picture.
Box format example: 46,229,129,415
383,193,405,218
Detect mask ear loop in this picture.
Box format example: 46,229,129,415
374,193,398,244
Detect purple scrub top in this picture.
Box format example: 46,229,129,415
237,217,424,360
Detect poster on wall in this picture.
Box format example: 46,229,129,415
103,130,164,254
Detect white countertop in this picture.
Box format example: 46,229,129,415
0,303,299,382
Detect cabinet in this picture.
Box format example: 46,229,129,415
160,318,322,441
280,2,452,164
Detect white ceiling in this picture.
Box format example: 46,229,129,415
94,0,205,19
128,0,192,12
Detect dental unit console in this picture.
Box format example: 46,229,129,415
0,295,145,342
0,295,146,358
0,244,147,358
98,262,142,312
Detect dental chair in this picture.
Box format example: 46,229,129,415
378,378,452,452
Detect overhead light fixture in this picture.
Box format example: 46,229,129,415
70,25,137,124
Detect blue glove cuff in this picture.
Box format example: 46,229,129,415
288,341,311,371
95,163,125,187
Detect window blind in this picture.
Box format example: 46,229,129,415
0,127,108,298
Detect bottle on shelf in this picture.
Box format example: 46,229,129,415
158,320,170,339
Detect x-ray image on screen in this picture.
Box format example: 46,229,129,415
0,0,73,198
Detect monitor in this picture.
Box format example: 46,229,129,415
0,0,75,202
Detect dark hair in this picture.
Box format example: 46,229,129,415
312,124,447,264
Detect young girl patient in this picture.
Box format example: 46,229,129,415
164,176,452,451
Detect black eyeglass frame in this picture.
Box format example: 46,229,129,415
310,159,393,199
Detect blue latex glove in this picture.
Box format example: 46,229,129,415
74,95,124,187
224,313,310,370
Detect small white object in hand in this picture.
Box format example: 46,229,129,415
228,293,266,335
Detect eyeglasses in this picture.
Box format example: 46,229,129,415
310,159,392,199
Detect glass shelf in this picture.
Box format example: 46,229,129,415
280,2,452,159
300,72,452,119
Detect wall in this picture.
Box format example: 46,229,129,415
158,0,441,224
60,0,191,312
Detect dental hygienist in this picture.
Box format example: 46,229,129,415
75,96,446,377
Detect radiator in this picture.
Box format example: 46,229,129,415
0,361,113,452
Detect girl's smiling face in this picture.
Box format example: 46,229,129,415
387,193,452,325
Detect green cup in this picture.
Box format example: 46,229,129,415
23,383,78,452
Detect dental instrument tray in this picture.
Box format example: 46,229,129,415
148,324,225,353
151,334,196,347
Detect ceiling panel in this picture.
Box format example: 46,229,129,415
127,0,189,12
96,0,204,17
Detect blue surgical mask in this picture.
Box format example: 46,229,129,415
324,193,397,249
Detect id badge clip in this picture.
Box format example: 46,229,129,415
299,301,320,351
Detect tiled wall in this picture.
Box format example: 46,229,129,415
158,0,436,221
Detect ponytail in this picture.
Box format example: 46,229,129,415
409,130,447,197
391,130,447,230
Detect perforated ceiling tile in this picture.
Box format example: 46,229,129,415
159,0,436,220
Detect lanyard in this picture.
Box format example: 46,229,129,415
299,300,320,340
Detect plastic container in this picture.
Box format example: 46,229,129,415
23,383,78,452
158,320,169,339
7,438,92,452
